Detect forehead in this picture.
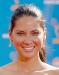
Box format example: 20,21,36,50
14,16,42,30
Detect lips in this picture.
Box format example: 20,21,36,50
22,46,35,52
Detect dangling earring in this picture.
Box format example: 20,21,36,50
43,43,45,47
43,41,46,47
8,41,12,47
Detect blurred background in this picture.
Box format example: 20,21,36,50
0,0,59,67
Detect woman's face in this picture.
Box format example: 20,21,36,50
9,16,46,59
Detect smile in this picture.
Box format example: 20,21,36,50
22,46,35,51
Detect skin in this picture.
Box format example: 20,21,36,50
10,16,46,60
0,16,59,75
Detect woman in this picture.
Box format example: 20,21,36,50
0,4,59,75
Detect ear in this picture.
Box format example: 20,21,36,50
8,28,13,42
43,28,46,41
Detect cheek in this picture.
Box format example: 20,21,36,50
12,37,24,46
34,39,43,46
34,35,43,47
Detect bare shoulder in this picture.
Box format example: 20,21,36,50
0,68,6,75
0,68,13,75
42,62,59,75
42,62,57,68
44,65,59,75
0,61,16,70
0,68,2,74
0,61,17,75
46,68,59,75
1,63,12,70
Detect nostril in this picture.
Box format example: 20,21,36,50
24,41,32,45
24,40,32,45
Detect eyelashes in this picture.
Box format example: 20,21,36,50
31,32,40,36
17,32,25,36
17,31,40,36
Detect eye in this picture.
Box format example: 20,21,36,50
32,31,40,36
17,32,25,36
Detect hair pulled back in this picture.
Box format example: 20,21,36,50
10,4,46,62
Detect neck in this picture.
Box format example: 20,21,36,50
16,53,45,73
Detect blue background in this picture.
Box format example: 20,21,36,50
0,0,59,67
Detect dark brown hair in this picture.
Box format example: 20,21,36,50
10,4,46,62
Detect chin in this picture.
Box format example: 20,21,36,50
21,54,35,60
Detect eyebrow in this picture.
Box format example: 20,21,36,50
16,29,39,31
31,30,39,32
15,29,39,33
16,30,24,32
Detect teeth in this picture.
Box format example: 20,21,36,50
22,47,34,51
24,47,33,50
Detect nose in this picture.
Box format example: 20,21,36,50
24,35,32,45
